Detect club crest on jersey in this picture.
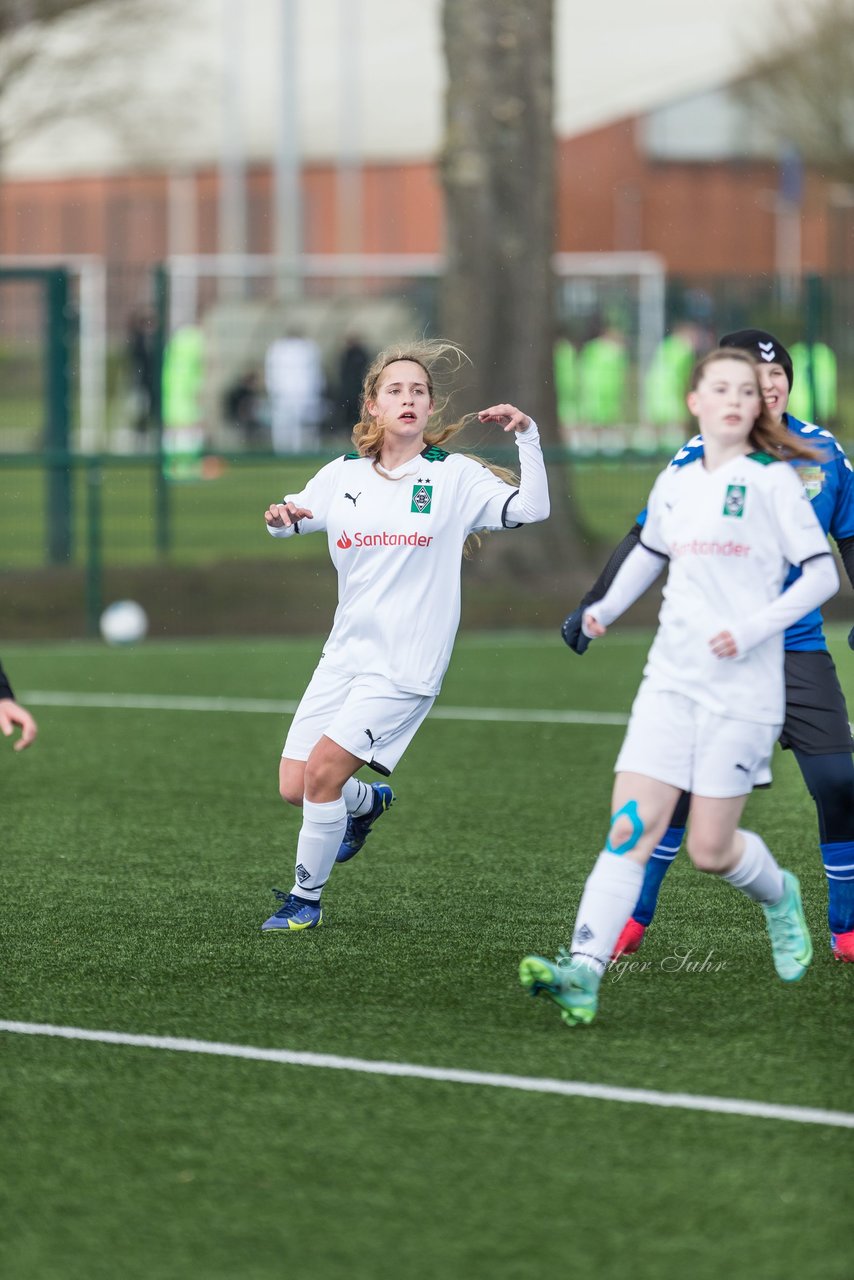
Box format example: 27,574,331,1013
797,466,824,500
722,484,746,518
411,484,433,514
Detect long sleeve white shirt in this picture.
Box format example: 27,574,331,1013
267,425,549,694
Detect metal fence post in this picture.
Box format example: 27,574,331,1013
153,263,171,556
45,267,72,564
84,456,103,635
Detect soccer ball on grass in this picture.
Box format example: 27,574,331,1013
100,599,148,646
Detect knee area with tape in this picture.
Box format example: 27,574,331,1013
606,800,644,855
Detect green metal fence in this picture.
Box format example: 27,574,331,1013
1,264,853,639
0,447,672,637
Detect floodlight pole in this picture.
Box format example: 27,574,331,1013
274,0,302,299
336,0,363,265
219,0,248,299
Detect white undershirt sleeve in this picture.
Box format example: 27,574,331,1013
502,422,551,525
728,553,839,656
582,542,666,635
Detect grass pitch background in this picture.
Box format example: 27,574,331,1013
2,630,852,1279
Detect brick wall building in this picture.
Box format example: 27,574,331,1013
1,112,850,278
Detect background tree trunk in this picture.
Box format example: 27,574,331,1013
440,0,583,580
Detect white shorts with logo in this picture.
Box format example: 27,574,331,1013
283,662,435,776
614,681,779,799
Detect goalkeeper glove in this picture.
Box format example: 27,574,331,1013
561,606,590,655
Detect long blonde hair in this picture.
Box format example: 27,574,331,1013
690,349,823,462
351,339,518,486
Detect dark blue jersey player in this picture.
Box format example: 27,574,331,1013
562,329,854,962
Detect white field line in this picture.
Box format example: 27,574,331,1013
20,690,628,727
2,1021,851,1129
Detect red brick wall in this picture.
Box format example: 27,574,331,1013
0,121,841,273
555,120,838,275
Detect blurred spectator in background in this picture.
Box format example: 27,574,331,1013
578,322,628,453
222,367,268,449
643,320,700,450
789,341,838,425
126,306,158,440
265,331,324,454
554,328,578,440
162,324,206,479
336,334,370,436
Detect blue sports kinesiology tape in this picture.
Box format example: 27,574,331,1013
606,800,644,855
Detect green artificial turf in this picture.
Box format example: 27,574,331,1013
1,631,852,1279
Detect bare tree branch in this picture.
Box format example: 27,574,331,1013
739,0,854,183
0,0,208,170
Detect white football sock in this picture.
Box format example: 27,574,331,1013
721,829,785,905
290,796,348,901
342,776,374,817
571,851,646,973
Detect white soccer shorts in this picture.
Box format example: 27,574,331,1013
614,681,779,798
283,661,435,776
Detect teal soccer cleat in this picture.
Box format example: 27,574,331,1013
261,890,323,932
519,950,601,1027
336,783,395,862
761,871,813,982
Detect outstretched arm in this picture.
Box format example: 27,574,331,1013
581,541,667,639
265,500,315,538
561,523,643,654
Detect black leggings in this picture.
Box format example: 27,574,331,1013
793,750,854,845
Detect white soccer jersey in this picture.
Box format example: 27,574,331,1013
269,429,547,694
640,453,831,724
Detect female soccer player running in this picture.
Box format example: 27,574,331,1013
520,349,838,1027
563,329,854,962
260,340,550,931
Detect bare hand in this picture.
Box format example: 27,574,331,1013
477,404,531,433
0,698,37,750
265,501,313,528
582,610,607,639
709,630,738,659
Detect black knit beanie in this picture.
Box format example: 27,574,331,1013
719,329,794,389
